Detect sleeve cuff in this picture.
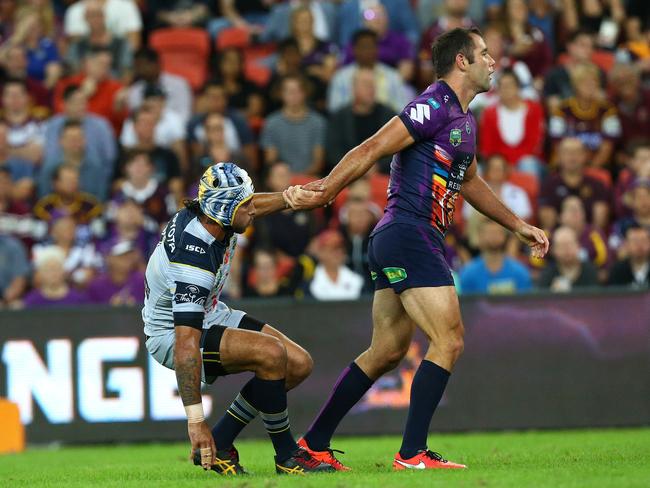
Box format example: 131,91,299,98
398,113,421,142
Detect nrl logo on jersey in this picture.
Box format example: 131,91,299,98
449,128,462,147
409,103,431,124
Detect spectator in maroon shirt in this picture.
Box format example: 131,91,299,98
539,137,611,232
0,44,50,108
479,68,545,178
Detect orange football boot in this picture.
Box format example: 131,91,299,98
297,437,351,471
393,450,466,470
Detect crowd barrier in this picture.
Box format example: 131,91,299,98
1,290,648,444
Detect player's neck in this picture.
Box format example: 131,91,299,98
440,75,476,113
199,215,227,242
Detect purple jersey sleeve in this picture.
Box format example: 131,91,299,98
398,92,448,142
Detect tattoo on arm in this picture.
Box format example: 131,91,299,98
174,327,203,406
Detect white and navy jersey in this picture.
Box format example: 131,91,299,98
142,208,237,337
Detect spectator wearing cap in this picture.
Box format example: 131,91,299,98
548,63,621,168
607,225,650,289
64,0,142,51
22,245,89,308
328,29,410,114
1,78,47,165
537,226,599,292
45,84,116,174
66,0,133,81
0,234,30,308
261,74,326,175
326,67,394,173
307,229,365,301
479,68,545,178
32,216,101,288
539,137,611,232
40,119,114,201
54,46,129,133
128,47,192,124
110,150,176,226
459,218,532,295
0,44,50,108
87,240,145,306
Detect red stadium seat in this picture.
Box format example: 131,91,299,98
245,62,271,87
557,50,615,72
509,171,539,204
149,28,210,91
216,27,250,50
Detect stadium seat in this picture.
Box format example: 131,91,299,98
557,50,615,72
149,28,210,91
245,62,272,87
216,27,250,50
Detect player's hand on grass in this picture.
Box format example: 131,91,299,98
283,184,326,210
515,223,549,259
188,420,216,469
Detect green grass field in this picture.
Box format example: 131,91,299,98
2,429,649,487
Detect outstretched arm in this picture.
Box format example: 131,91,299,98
461,159,549,258
285,116,415,209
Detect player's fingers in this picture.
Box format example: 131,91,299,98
210,437,217,466
200,446,212,470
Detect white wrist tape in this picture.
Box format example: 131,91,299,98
184,403,204,424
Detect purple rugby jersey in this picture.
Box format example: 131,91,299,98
375,81,477,236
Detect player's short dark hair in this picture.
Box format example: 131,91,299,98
352,28,378,46
62,84,81,101
431,27,483,79
499,67,521,88
183,199,204,217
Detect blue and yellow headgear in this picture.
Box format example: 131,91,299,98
198,162,254,227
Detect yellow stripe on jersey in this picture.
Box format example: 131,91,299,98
433,175,447,188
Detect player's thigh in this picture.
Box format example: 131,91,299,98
218,327,286,375
399,285,464,343
367,288,416,361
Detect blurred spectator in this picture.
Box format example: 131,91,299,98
543,30,603,112
111,150,176,226
0,0,18,42
34,164,102,227
548,63,621,168
253,161,321,257
127,107,182,193
459,218,532,294
187,81,255,166
470,23,537,111
463,155,532,222
0,44,50,108
527,0,558,54
343,3,413,80
607,225,650,288
54,46,129,133
328,29,409,114
208,0,270,39
500,0,552,83
576,0,625,48
0,167,46,247
539,137,611,232
44,84,117,174
338,195,380,292
262,0,338,43
215,47,264,118
418,0,475,87
616,14,650,73
121,84,185,155
32,216,100,288
479,68,545,177
128,47,192,123
40,119,114,200
64,0,142,51
1,78,46,164
0,7,61,87
417,0,485,30
193,112,250,176
244,248,297,298
151,0,210,29
99,199,158,258
326,67,394,172
66,0,133,80
558,196,609,273
261,75,326,175
0,234,30,307
291,6,338,84
337,0,419,48
537,226,599,291
23,245,89,308
308,229,364,301
87,241,145,305
0,121,34,195
608,64,650,154
613,143,650,219
610,179,650,253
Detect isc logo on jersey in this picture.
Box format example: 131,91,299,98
409,103,431,124
185,244,206,254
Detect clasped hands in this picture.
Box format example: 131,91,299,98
283,178,330,210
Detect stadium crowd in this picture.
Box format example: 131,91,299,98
0,0,649,309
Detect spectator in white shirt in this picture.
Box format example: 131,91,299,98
308,229,364,301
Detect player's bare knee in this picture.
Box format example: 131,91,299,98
257,337,288,375
372,346,408,375
288,349,313,387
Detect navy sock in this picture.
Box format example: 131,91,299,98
212,393,259,450
304,362,374,451
399,360,450,459
240,377,297,462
